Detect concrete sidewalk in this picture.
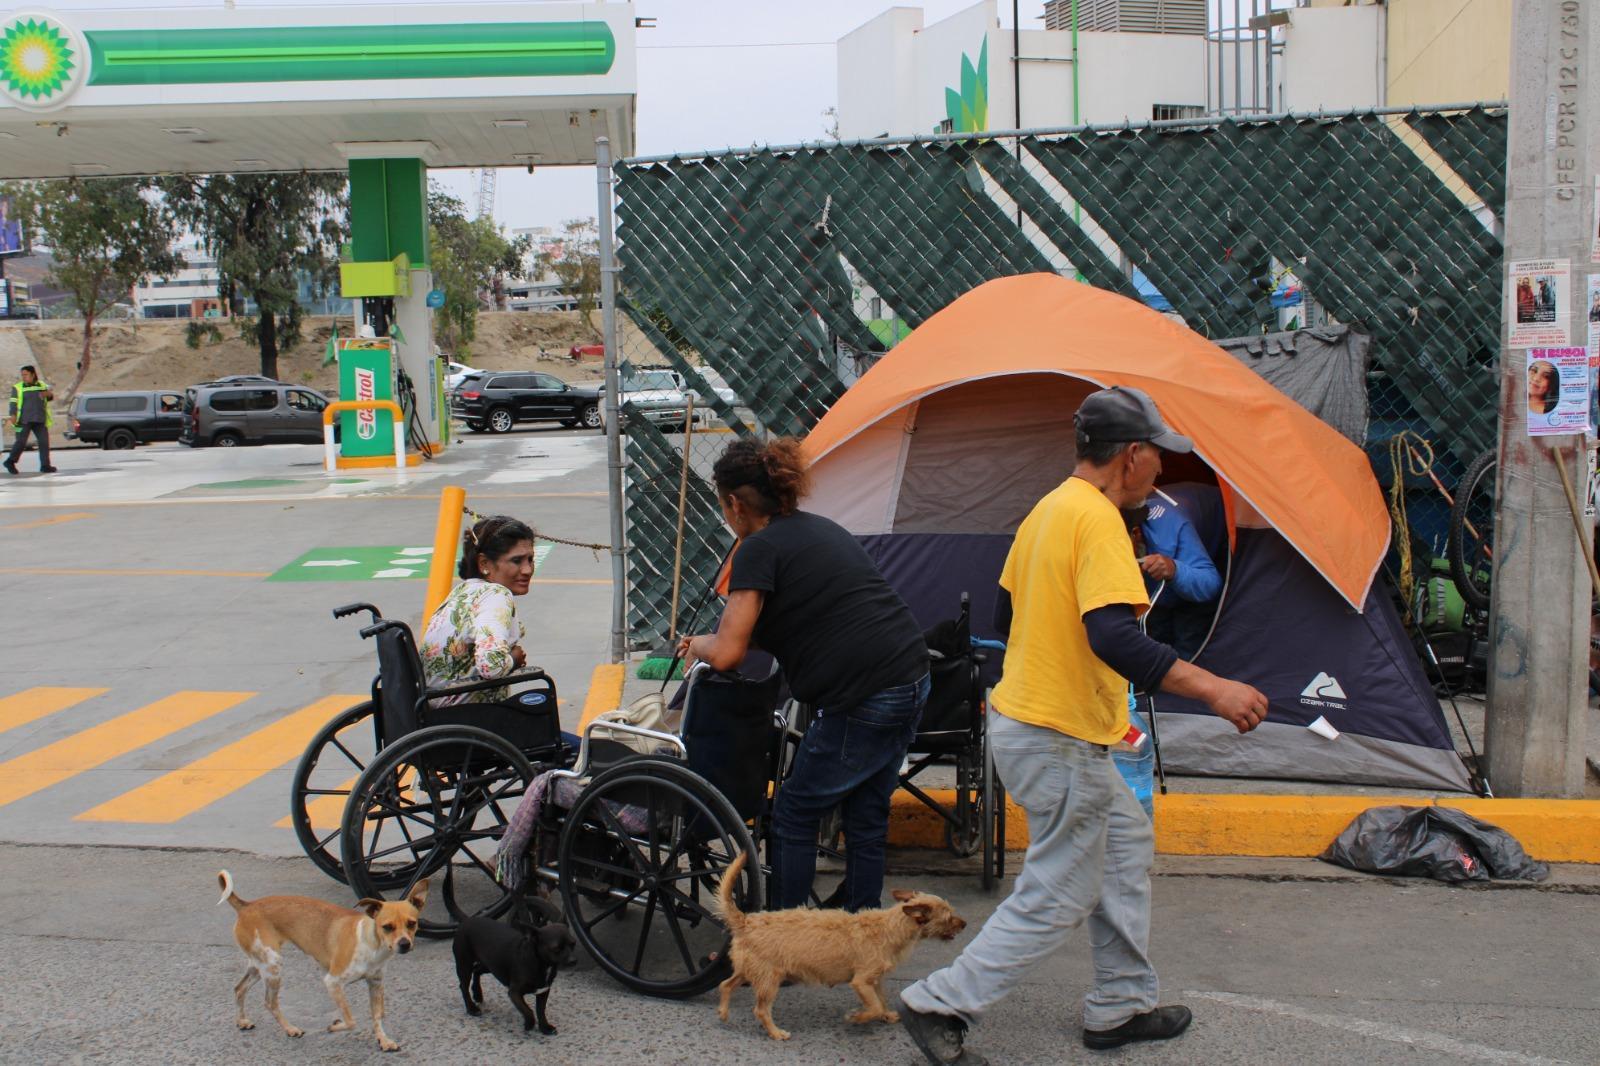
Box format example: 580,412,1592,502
1,842,1593,1065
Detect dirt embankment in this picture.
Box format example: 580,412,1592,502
0,310,632,399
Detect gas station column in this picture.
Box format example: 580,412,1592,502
341,156,441,453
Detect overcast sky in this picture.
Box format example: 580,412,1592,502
441,0,1040,231
47,0,1033,231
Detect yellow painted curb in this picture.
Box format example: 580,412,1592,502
887,790,1600,864
578,663,627,731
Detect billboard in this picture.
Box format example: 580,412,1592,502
0,196,25,258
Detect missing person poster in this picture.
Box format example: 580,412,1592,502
1526,347,1589,436
1589,275,1600,437
1508,259,1571,347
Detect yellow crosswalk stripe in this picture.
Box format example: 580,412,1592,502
77,695,364,824
0,687,108,738
0,691,254,809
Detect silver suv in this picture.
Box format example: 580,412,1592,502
180,380,331,447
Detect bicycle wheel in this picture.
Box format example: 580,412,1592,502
1448,449,1497,612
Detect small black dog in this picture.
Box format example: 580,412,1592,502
453,894,576,1036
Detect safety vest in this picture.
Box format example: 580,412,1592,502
10,381,51,427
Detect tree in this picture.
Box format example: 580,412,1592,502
427,184,528,355
2,178,180,401
161,173,347,379
533,218,601,336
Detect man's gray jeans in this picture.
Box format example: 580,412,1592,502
901,709,1158,1030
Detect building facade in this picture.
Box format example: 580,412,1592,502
836,1,1511,142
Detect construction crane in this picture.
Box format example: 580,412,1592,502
474,167,497,221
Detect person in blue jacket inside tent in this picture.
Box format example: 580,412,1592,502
1134,488,1222,660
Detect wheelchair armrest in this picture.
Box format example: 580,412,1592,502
421,668,552,702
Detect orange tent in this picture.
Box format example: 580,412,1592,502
803,273,1389,609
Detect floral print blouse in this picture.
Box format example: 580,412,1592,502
420,578,526,706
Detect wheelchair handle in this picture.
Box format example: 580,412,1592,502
359,619,406,640
333,602,382,623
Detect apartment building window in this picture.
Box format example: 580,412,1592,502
1152,104,1205,122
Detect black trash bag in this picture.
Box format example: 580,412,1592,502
1319,805,1549,884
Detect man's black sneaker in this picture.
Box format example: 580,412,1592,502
39,465,57,474
1083,1005,1193,1050
2,459,15,475
899,1004,987,1066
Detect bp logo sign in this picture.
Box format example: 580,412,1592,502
0,13,85,110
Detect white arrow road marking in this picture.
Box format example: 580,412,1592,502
398,547,433,556
303,559,359,567
373,568,419,578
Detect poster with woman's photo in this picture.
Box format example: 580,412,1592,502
1588,275,1600,437
1526,347,1589,436
1508,259,1571,347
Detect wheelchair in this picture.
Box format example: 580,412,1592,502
897,593,1007,890
288,603,571,937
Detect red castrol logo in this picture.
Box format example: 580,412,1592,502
355,368,377,439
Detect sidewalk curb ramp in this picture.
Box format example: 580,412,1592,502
887,791,1600,864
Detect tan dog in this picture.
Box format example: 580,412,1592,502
216,870,428,1052
713,851,966,1040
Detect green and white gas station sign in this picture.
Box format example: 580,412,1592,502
270,544,552,583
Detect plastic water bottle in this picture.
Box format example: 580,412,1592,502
1112,693,1156,821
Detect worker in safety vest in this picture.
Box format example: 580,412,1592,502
5,365,56,475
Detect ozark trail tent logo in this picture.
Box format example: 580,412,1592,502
1299,672,1347,709
0,13,85,111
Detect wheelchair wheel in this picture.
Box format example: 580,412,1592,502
558,756,761,999
340,724,535,940
289,699,379,885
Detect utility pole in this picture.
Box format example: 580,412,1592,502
595,136,627,664
1486,0,1596,796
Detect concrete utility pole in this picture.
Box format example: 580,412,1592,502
1487,0,1597,796
596,136,628,665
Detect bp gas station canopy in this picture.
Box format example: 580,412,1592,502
0,2,637,177
0,2,638,461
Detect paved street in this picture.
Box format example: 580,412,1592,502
0,429,614,855
1,844,1595,1065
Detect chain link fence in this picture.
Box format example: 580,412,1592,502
605,104,1508,650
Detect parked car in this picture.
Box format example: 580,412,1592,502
604,365,741,430
180,380,332,447
615,367,703,429
451,371,603,433
66,390,186,449
444,361,480,392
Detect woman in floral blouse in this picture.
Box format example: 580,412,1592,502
421,515,539,706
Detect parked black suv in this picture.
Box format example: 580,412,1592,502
452,372,603,432
66,390,187,449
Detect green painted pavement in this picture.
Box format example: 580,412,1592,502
269,544,551,583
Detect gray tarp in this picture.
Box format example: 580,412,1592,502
1214,325,1371,445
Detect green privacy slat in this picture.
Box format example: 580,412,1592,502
1404,106,1508,216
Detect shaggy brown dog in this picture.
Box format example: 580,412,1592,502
713,851,966,1041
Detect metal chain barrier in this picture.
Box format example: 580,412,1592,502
605,105,1508,650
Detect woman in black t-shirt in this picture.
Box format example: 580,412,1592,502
679,437,930,911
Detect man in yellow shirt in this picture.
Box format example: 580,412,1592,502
900,387,1268,1066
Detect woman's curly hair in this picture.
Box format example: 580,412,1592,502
711,436,809,517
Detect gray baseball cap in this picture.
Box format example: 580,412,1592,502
1074,386,1193,454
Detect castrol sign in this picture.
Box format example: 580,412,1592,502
355,367,377,439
